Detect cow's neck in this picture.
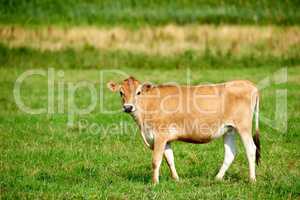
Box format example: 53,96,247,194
130,110,141,128
130,111,154,148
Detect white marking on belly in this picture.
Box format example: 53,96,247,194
212,123,235,139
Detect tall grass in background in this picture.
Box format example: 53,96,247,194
0,0,299,26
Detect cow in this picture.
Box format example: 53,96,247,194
107,76,260,184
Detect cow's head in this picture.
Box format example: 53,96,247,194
107,76,152,113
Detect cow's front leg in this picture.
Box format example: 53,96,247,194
152,138,167,184
164,143,179,181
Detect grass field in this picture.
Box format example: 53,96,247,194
0,47,299,199
0,0,300,199
0,0,300,26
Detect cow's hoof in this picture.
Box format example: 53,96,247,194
215,176,224,181
249,178,256,183
173,177,179,182
152,179,159,185
172,175,179,181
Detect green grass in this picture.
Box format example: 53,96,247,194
0,0,300,26
1,45,299,70
1,1,299,198
0,46,299,199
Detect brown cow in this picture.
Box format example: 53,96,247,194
108,76,260,184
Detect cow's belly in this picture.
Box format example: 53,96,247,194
138,118,232,147
172,120,216,141
177,136,211,144
176,130,213,143
177,122,234,143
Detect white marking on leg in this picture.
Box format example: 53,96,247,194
164,143,179,180
216,130,236,180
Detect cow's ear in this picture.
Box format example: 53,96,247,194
107,81,119,92
142,82,153,92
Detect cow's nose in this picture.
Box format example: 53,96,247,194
123,105,133,113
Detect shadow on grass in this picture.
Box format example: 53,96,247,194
182,166,245,184
121,169,151,184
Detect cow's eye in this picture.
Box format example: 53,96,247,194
136,91,141,95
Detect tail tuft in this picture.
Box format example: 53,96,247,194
253,130,260,165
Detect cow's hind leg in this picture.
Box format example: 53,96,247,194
240,131,257,182
164,143,179,180
216,129,236,180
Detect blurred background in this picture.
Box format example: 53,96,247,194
0,0,299,199
0,0,299,70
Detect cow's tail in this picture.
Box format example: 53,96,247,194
253,94,260,165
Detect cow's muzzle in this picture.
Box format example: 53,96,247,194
123,104,134,113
